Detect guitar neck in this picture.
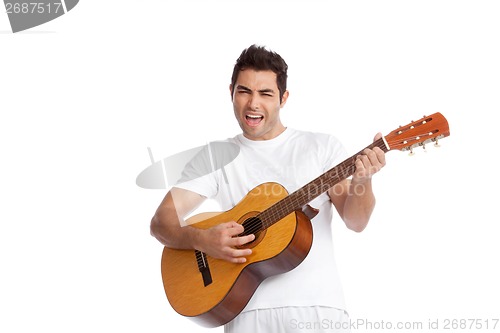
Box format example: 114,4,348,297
259,138,389,228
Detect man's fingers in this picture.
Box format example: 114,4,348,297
221,222,256,262
225,247,253,263
231,234,255,246
223,221,244,236
229,256,248,264
358,148,385,167
224,222,257,241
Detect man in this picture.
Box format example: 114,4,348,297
151,44,386,332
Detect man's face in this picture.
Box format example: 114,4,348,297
230,69,288,141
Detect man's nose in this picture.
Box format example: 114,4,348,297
249,94,261,110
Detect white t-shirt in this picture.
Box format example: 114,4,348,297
175,128,349,312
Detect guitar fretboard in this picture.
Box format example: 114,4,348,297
242,138,389,235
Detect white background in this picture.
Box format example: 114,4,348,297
1,1,499,332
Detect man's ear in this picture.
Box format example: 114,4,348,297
229,84,234,101
280,90,289,107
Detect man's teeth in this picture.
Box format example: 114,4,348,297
247,115,263,119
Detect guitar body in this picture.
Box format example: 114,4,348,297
161,182,314,327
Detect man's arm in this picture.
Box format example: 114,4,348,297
150,187,206,249
328,133,386,232
150,187,255,263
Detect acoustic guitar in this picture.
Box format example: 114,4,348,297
160,112,450,327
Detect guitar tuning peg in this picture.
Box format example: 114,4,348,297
434,138,441,147
422,143,427,152
408,147,415,156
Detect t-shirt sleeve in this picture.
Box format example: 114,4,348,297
173,145,219,199
309,134,350,209
322,135,349,172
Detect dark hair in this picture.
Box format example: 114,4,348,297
230,44,288,103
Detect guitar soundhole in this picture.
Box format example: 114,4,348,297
237,214,266,249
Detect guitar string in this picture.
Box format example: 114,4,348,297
269,139,388,227
241,163,353,236
242,145,376,235
240,139,389,236
254,155,356,232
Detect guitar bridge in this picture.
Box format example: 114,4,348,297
195,250,213,287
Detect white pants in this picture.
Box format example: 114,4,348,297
224,306,351,333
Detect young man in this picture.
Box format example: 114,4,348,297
151,45,386,332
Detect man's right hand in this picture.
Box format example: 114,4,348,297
151,188,255,264
196,222,255,264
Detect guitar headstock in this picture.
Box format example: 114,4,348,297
384,112,450,152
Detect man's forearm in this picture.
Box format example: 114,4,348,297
342,179,376,232
150,211,202,250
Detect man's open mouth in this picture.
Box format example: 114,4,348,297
245,115,264,126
